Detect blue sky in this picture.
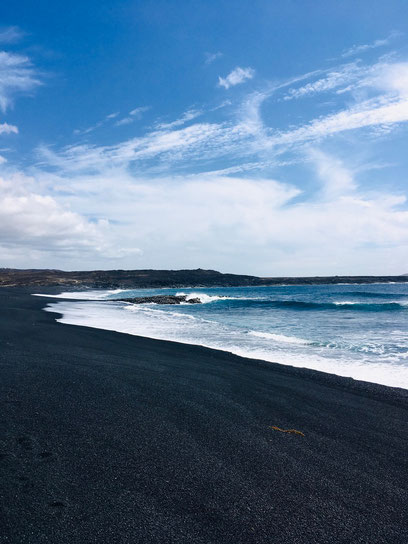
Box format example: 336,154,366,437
1,1,408,275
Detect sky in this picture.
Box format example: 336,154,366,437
1,0,408,276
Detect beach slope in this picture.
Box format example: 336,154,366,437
1,289,407,543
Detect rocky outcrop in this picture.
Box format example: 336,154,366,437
118,295,201,305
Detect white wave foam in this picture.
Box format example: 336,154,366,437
124,305,199,321
248,330,311,345
176,291,235,303
42,299,408,390
229,345,408,390
332,300,393,306
334,300,405,308
33,289,126,300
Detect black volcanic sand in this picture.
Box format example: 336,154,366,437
1,289,407,543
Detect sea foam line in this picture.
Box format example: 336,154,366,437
175,291,238,303
41,299,408,390
248,330,311,345
33,289,126,300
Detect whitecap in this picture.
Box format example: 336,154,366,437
33,289,126,300
248,330,311,345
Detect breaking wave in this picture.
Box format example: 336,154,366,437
248,331,312,345
33,289,126,300
335,291,408,299
35,282,408,390
245,300,407,311
175,291,243,303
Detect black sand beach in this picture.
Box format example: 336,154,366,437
1,288,408,543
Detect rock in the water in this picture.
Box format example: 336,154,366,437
117,295,201,305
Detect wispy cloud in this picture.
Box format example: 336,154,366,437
155,108,202,130
268,62,408,151
23,51,408,272
75,110,129,135
0,122,18,135
218,67,255,89
205,51,223,65
0,26,25,44
1,22,407,273
39,121,250,173
115,117,134,127
342,31,400,58
283,62,362,100
0,51,41,112
115,106,150,127
268,96,408,151
73,123,101,136
309,148,356,199
129,107,149,117
30,154,408,274
41,57,408,179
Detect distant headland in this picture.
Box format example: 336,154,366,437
1,268,408,288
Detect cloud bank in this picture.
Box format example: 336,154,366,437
2,34,408,274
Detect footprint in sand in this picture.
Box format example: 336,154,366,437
49,500,68,518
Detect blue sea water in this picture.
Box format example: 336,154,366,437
37,283,408,389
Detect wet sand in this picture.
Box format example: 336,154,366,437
1,288,407,543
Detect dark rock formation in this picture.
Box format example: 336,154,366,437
1,267,408,288
118,295,201,305
0,268,259,289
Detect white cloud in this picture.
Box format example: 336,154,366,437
0,173,139,263
0,26,24,44
39,120,254,174
38,59,408,184
263,62,408,152
283,62,362,100
0,174,100,249
16,53,408,273
267,93,408,150
218,67,255,89
74,111,123,135
155,108,202,130
115,117,134,127
372,62,408,96
129,106,149,117
240,90,270,135
28,158,408,274
342,32,399,58
0,51,41,112
205,52,223,65
268,95,408,150
309,148,356,199
283,57,408,105
115,106,150,126
73,124,100,135
0,122,18,135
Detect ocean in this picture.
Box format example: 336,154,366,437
36,283,408,390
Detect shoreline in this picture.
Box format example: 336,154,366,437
1,287,408,543
35,290,408,397
40,288,408,391
3,267,408,290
